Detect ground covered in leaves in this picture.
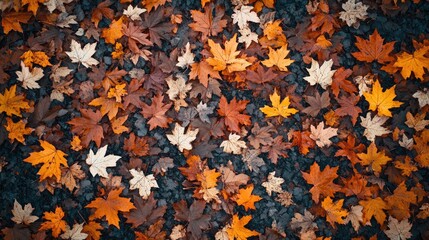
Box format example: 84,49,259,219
1,0,429,239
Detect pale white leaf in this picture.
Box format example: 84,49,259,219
66,39,99,68
129,169,158,199
196,101,214,123
176,42,195,68
290,209,318,233
123,5,146,21
60,223,88,240
345,205,363,231
86,145,121,178
44,0,73,13
413,89,429,108
238,26,259,48
360,112,391,142
339,0,368,28
310,122,337,147
232,5,260,29
11,200,39,225
56,13,77,28
399,135,413,150
384,217,412,240
16,61,43,89
262,171,284,196
166,75,192,101
167,123,199,152
304,59,336,89
50,64,73,83
220,133,247,154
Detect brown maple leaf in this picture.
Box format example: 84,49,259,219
334,94,362,125
217,96,251,132
302,91,330,117
173,200,211,238
335,135,365,165
141,94,172,130
189,61,221,88
188,4,227,41
301,162,341,204
68,109,104,147
125,194,167,228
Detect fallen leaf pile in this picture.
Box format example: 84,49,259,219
1,0,429,239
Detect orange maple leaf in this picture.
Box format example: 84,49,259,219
68,109,104,147
21,50,52,68
143,0,171,12
226,215,259,240
83,221,103,240
24,140,68,182
262,45,295,72
4,118,33,144
217,96,251,132
0,85,31,117
189,61,222,87
363,80,402,117
321,197,348,227
352,30,395,64
141,94,173,130
1,11,32,34
234,184,262,211
179,155,203,182
414,129,429,167
335,135,365,165
301,162,341,204
39,206,67,238
21,0,45,15
101,17,124,44
359,197,388,225
357,142,392,174
188,4,227,41
89,95,123,120
86,187,136,228
197,168,221,189
206,34,252,73
385,182,417,220
290,130,316,155
393,46,429,81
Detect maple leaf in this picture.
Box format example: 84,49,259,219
122,22,153,54
363,80,402,117
304,59,336,89
262,171,284,196
339,0,368,27
5,118,33,144
40,207,67,238
189,61,222,88
82,221,102,240
335,135,365,165
86,145,121,178
11,200,39,225
206,34,252,73
102,17,124,44
290,210,318,234
331,67,357,97
345,205,363,231
235,184,262,211
60,223,88,240
231,5,260,29
68,109,104,147
384,217,412,240
0,85,31,117
86,187,136,228
125,194,167,228
141,94,173,130
360,112,391,142
21,50,52,68
123,5,146,21
413,89,429,108
129,169,159,199
310,122,337,148
21,0,45,15
221,133,247,154
359,197,388,225
91,0,114,26
188,4,227,41
142,0,170,12
89,95,123,120
262,45,295,72
242,149,265,172
238,26,259,48
405,112,429,131
16,61,43,89
261,136,291,164
301,162,341,204
321,197,348,226
61,163,85,192
1,11,32,34
302,91,330,117
352,30,395,64
166,123,199,152
290,130,316,155
173,200,211,238
218,96,251,132
357,142,391,174
220,166,250,195
110,115,129,134
385,182,417,220
226,215,259,240
24,140,68,182
414,129,429,167
176,42,195,68
334,94,362,125
66,40,99,68
394,46,429,81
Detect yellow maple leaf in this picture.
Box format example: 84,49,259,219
21,0,46,15
226,215,259,240
394,46,429,81
24,140,68,182
5,118,33,144
363,80,402,117
206,34,251,73
357,142,391,174
359,197,388,225
262,45,294,71
101,17,124,44
39,206,67,238
21,50,52,68
107,83,127,102
321,197,348,227
197,168,221,189
260,89,298,118
89,96,123,120
0,85,31,117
